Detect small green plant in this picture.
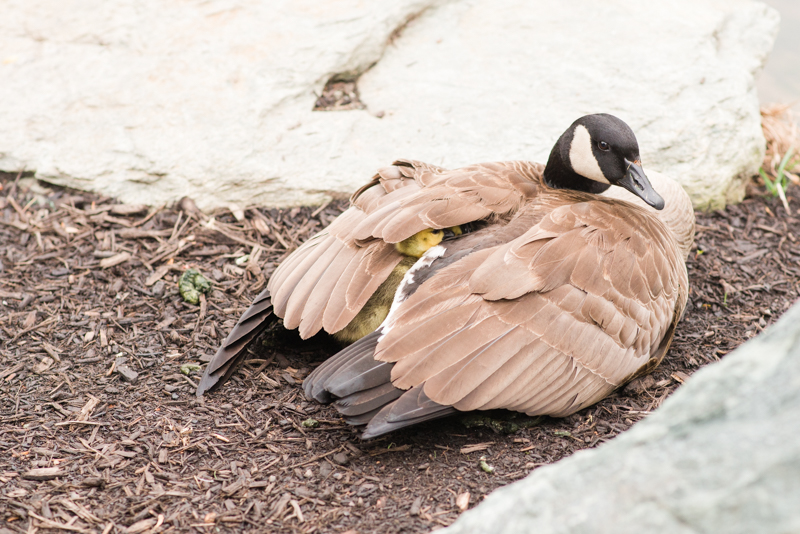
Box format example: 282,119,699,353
759,147,796,213
180,363,202,375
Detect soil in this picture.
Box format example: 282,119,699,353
1,170,799,534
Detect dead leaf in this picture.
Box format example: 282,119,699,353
456,491,470,512
23,311,36,330
33,356,54,374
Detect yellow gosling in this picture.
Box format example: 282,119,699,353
395,226,462,258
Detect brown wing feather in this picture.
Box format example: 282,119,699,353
296,245,359,338
322,244,381,333
353,161,543,244
375,197,687,420
270,232,337,318
282,237,348,330
268,160,541,341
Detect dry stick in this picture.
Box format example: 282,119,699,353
132,205,165,228
9,316,58,343
5,168,24,197
147,241,194,265
209,223,264,249
28,511,89,533
283,447,346,471
172,212,195,242
7,195,30,223
168,211,184,242
310,199,332,218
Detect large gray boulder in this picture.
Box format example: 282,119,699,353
443,299,800,534
0,0,779,210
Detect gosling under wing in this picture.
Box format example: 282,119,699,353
379,198,687,417
304,196,687,437
204,157,692,401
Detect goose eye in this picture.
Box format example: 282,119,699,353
598,141,610,151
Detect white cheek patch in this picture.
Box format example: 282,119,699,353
569,124,609,184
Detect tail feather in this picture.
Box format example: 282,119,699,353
302,331,458,439
196,288,276,396
361,385,457,439
303,331,382,402
333,382,404,417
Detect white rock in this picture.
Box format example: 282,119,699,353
0,0,779,210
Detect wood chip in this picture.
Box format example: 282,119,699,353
100,251,132,269
33,356,54,374
289,499,304,523
124,518,156,534
460,442,495,454
269,494,292,519
0,362,25,379
671,371,691,384
118,228,172,239
23,310,37,330
145,263,171,286
368,444,412,456
110,204,148,216
22,467,65,480
114,357,139,383
409,496,423,516
42,341,61,361
29,511,89,533
78,394,100,421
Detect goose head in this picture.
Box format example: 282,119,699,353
543,114,665,210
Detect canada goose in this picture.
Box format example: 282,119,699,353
197,114,693,439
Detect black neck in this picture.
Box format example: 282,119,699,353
542,143,611,194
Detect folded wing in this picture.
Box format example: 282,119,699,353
199,160,543,395
269,160,544,340
305,197,688,436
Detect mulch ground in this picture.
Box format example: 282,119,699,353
1,170,799,534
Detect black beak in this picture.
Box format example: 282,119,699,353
442,228,458,240
618,159,665,210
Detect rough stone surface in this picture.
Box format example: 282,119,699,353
443,300,800,534
0,0,779,210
